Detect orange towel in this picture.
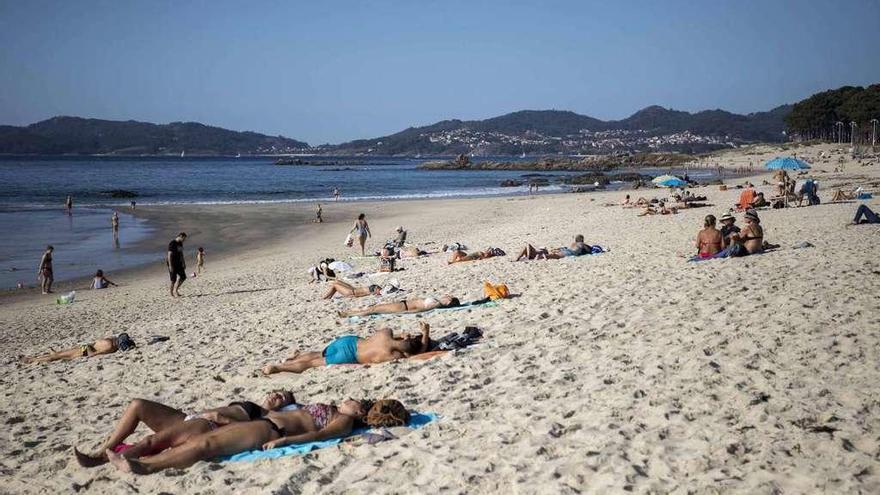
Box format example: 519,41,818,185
737,189,756,209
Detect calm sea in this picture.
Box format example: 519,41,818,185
0,156,721,288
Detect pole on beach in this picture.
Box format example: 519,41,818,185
871,118,878,148
850,121,857,147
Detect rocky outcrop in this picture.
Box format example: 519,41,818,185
419,152,692,171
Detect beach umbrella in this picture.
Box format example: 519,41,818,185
764,156,811,170
651,174,688,187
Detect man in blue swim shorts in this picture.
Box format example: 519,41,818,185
261,322,432,375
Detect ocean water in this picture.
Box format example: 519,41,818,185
0,156,721,288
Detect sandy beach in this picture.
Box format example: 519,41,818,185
1,143,879,493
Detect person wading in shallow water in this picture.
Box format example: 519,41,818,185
166,233,188,297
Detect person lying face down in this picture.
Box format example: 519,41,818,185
514,235,591,261
338,295,460,317
21,333,136,364
447,247,504,264
262,322,433,375
105,399,410,475
75,390,296,467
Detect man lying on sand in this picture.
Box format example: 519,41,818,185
322,280,383,299
105,399,409,475
448,247,505,264
338,295,460,317
262,322,434,375
514,235,591,261
21,333,136,363
75,390,296,467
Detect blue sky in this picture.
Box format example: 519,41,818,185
1,0,879,144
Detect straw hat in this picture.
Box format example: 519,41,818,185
719,213,735,222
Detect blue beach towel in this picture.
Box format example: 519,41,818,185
347,300,499,323
221,412,438,463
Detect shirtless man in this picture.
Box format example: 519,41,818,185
514,235,590,261
322,280,382,299
695,215,723,258
262,322,432,374
21,333,135,364
448,248,499,264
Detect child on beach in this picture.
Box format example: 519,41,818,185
196,247,206,274
92,270,117,289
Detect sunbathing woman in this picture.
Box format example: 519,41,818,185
262,322,432,374
322,280,382,299
74,390,295,467
21,333,135,363
448,247,504,264
695,214,723,258
339,295,460,317
106,399,410,475
514,235,590,261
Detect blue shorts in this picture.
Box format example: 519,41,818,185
322,335,359,365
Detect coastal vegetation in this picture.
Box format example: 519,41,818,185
784,84,880,142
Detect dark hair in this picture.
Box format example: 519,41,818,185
704,215,716,228
365,399,410,427
574,234,584,243
445,297,461,308
95,270,104,277
198,247,204,252
357,213,366,220
401,336,422,354
46,245,54,250
178,232,187,238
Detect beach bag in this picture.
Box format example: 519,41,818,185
379,256,396,273
483,281,509,300
344,233,354,247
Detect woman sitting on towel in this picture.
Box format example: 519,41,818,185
338,295,460,317
695,215,723,258
322,280,382,299
262,322,433,374
514,235,591,261
106,399,410,475
448,247,504,264
75,390,296,467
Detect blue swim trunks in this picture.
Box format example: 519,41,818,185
322,335,360,365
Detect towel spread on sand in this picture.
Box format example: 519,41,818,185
347,300,499,323
221,412,438,462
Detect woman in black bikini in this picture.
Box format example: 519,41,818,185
75,390,295,467
38,245,54,294
106,399,409,475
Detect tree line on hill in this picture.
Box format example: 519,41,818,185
784,84,880,142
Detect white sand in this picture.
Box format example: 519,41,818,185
1,143,879,493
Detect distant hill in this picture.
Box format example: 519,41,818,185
323,105,791,155
0,117,309,155
785,84,880,141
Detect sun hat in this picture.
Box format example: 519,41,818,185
744,210,760,222
719,213,735,222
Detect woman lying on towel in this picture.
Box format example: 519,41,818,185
262,322,433,375
448,247,505,264
514,235,591,261
75,390,296,467
322,280,383,299
106,399,410,475
338,295,460,317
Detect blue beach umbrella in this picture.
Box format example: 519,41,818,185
764,156,811,170
651,174,688,188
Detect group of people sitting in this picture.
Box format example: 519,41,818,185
73,391,410,475
695,210,776,259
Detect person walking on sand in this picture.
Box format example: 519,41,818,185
314,204,323,223
333,188,340,202
65,195,73,215
351,213,371,256
166,233,187,297
38,245,54,294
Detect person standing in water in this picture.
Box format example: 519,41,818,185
351,213,371,256
38,245,54,294
314,204,323,223
65,195,73,215
333,188,340,202
166,233,187,297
